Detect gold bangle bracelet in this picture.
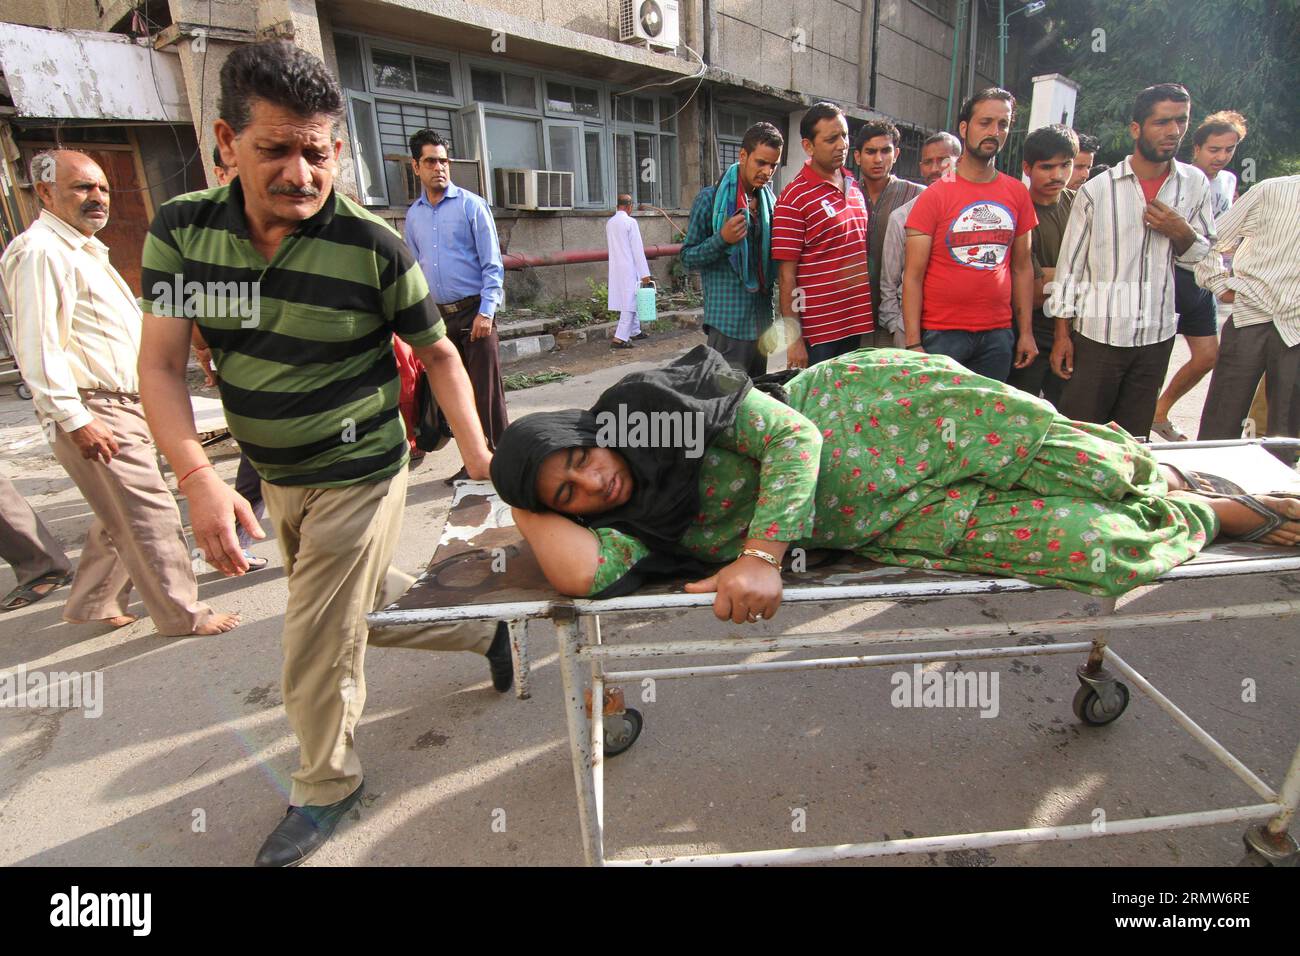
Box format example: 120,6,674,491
740,547,781,570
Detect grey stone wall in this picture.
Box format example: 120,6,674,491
713,0,861,103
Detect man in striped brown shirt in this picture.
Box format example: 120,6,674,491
138,41,503,867
772,102,873,369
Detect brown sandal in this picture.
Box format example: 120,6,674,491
1,570,73,612
1223,493,1300,543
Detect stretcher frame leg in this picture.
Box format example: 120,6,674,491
557,589,1300,867
555,607,602,866
1074,597,1129,721
506,618,531,699
1244,740,1300,864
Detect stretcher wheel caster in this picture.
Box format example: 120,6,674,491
1242,824,1299,866
604,708,643,757
16,383,31,400
1072,681,1130,725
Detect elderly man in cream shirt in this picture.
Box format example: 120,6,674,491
0,150,237,636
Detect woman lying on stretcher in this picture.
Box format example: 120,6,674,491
490,346,1300,624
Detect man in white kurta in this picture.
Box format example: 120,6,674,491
606,194,652,347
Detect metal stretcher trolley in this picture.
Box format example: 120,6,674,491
368,439,1300,867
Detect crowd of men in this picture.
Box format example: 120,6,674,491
686,85,1296,451
0,37,1296,868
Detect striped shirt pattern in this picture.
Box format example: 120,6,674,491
864,175,924,308
771,162,873,345
141,179,445,488
877,195,921,334
0,210,143,433
1176,168,1235,275
1194,175,1300,346
1053,157,1215,347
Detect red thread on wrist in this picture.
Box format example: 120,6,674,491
178,463,213,488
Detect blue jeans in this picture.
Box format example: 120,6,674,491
921,327,1015,381
807,334,863,367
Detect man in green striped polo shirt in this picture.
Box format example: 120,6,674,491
138,41,508,867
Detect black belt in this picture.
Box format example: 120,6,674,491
436,295,481,317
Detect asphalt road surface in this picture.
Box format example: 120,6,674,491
1,332,1296,867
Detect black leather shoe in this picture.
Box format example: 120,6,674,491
443,465,469,486
253,783,364,867
486,621,513,693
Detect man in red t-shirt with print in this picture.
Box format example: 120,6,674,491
772,102,873,369
903,88,1037,382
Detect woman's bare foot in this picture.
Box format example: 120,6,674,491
1205,494,1300,545
1159,464,1188,491
192,611,240,635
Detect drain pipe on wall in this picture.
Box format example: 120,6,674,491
945,0,970,130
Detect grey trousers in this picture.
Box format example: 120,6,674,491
1198,318,1300,441
0,473,70,588
703,324,769,379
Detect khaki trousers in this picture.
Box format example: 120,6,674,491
1249,377,1269,436
260,465,496,807
51,392,210,635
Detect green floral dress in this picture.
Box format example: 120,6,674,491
587,349,1219,597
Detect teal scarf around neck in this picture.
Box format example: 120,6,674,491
711,162,773,294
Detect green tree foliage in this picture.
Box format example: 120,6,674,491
1021,0,1300,180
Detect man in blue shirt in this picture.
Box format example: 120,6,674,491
404,129,508,481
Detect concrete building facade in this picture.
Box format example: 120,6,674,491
0,0,1021,302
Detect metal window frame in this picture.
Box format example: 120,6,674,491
345,90,390,207
336,30,622,209
544,118,588,206
609,91,679,209
353,33,462,106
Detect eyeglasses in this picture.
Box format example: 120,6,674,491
419,157,451,168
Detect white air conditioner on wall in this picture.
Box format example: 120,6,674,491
619,0,680,51
494,169,575,211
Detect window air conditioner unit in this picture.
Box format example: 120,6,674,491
494,169,574,211
619,0,680,51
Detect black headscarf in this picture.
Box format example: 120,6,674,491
492,345,752,558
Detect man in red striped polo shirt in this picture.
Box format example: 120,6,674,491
772,102,874,369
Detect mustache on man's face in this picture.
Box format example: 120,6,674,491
268,183,322,198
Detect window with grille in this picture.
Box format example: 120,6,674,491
336,31,662,209
377,100,455,204
612,94,679,208
715,107,782,181
895,126,925,183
